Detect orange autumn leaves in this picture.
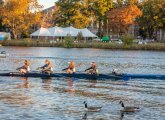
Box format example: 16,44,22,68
108,5,142,34
0,0,42,39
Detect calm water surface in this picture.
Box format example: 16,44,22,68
0,47,165,120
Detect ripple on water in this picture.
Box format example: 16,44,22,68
0,48,165,120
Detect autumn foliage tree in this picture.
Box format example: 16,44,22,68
0,0,4,30
107,4,142,35
0,0,42,39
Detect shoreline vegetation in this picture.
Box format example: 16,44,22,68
1,39,165,51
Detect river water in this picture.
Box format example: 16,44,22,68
0,47,165,120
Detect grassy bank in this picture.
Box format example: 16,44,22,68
1,39,165,51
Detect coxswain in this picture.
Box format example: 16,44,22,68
62,61,76,74
17,60,30,74
37,59,53,74
85,62,98,74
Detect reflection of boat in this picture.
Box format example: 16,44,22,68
0,51,9,58
0,72,165,80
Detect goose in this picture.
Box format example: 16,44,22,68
119,101,140,112
83,101,102,112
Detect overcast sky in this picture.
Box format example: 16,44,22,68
39,0,57,9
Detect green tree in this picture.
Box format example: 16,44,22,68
137,0,165,39
53,0,91,28
0,0,42,39
88,0,113,37
63,34,74,48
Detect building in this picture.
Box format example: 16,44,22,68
41,6,56,28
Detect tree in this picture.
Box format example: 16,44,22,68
137,0,165,39
88,0,113,37
0,0,42,39
53,0,91,28
0,0,4,31
107,4,142,35
53,0,113,36
63,34,74,48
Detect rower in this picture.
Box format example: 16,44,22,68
37,59,53,74
62,61,76,74
16,60,30,74
85,62,98,74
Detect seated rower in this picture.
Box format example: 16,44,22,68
85,62,98,74
17,60,30,74
38,59,53,74
62,61,76,74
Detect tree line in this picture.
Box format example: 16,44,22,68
0,0,164,40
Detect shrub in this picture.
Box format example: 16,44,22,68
77,31,83,41
63,34,74,48
121,34,134,46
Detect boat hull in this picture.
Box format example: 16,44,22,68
0,72,165,80
0,72,122,80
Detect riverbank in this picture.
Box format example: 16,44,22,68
1,39,165,51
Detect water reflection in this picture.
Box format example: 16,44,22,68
66,78,75,94
82,112,87,120
0,47,165,120
89,80,97,88
0,92,33,108
16,77,30,88
42,77,52,92
119,111,124,120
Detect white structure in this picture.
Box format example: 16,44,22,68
30,27,51,37
30,26,97,38
0,32,11,40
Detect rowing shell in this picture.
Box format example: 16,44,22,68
0,72,165,80
0,72,122,80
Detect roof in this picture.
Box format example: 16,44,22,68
31,26,97,37
42,6,55,14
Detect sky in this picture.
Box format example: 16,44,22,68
39,0,57,9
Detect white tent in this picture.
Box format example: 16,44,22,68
48,26,64,36
63,26,97,37
31,26,97,38
30,27,51,37
80,28,97,37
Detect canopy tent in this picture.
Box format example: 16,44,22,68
31,26,97,38
80,28,97,37
48,26,64,36
30,27,51,37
